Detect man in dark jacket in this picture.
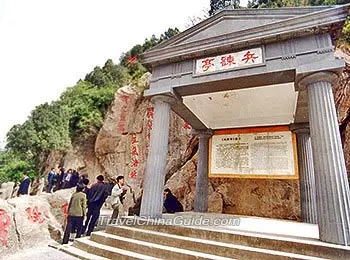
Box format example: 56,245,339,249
82,178,90,202
71,170,80,188
163,188,183,213
47,168,55,193
18,173,30,196
82,175,109,236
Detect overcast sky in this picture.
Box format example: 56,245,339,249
0,0,248,147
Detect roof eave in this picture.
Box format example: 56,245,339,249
141,5,349,68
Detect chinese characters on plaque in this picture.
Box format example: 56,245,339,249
195,47,263,74
209,130,297,179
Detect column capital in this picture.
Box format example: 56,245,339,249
298,71,339,91
191,129,213,138
290,123,310,134
150,95,177,105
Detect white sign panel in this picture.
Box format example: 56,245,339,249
210,131,297,178
195,47,263,74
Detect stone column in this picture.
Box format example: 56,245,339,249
293,127,317,224
300,72,350,245
140,95,174,219
193,130,212,212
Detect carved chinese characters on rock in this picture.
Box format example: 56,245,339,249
184,122,192,130
196,47,263,74
145,107,154,155
117,95,129,133
61,203,69,225
0,209,10,247
26,206,45,224
129,134,139,179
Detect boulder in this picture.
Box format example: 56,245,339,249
0,182,15,200
29,178,45,196
208,192,223,213
0,199,18,256
45,188,75,228
7,195,62,250
94,75,194,213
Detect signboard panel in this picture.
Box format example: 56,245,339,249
195,47,263,74
209,126,298,179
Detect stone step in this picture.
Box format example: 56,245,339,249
89,231,235,260
120,218,350,260
60,244,109,260
104,225,325,260
73,237,161,260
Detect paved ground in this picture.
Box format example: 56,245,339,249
168,212,320,239
0,246,78,260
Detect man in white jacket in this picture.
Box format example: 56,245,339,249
109,176,127,224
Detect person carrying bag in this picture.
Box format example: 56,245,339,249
109,175,127,224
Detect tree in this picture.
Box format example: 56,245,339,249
0,151,36,183
248,0,349,8
85,66,109,87
209,0,240,16
30,102,71,151
85,60,128,88
246,0,349,43
6,102,71,167
6,122,38,160
160,28,180,41
119,28,180,79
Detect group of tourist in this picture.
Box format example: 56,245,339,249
61,174,184,244
16,166,184,244
47,167,86,193
15,168,88,196
62,174,127,244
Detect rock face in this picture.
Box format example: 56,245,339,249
164,152,300,220
335,46,350,173
0,182,14,200
94,73,195,212
0,189,74,256
0,199,18,255
42,47,350,221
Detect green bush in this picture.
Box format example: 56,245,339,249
0,152,36,183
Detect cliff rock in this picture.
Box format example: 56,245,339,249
0,190,72,256
335,45,350,172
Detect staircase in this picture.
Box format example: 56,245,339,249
60,216,350,260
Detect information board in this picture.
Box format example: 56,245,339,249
209,126,298,179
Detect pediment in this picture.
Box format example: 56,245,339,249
142,5,349,66
158,7,330,49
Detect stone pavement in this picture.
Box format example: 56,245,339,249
0,246,78,260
